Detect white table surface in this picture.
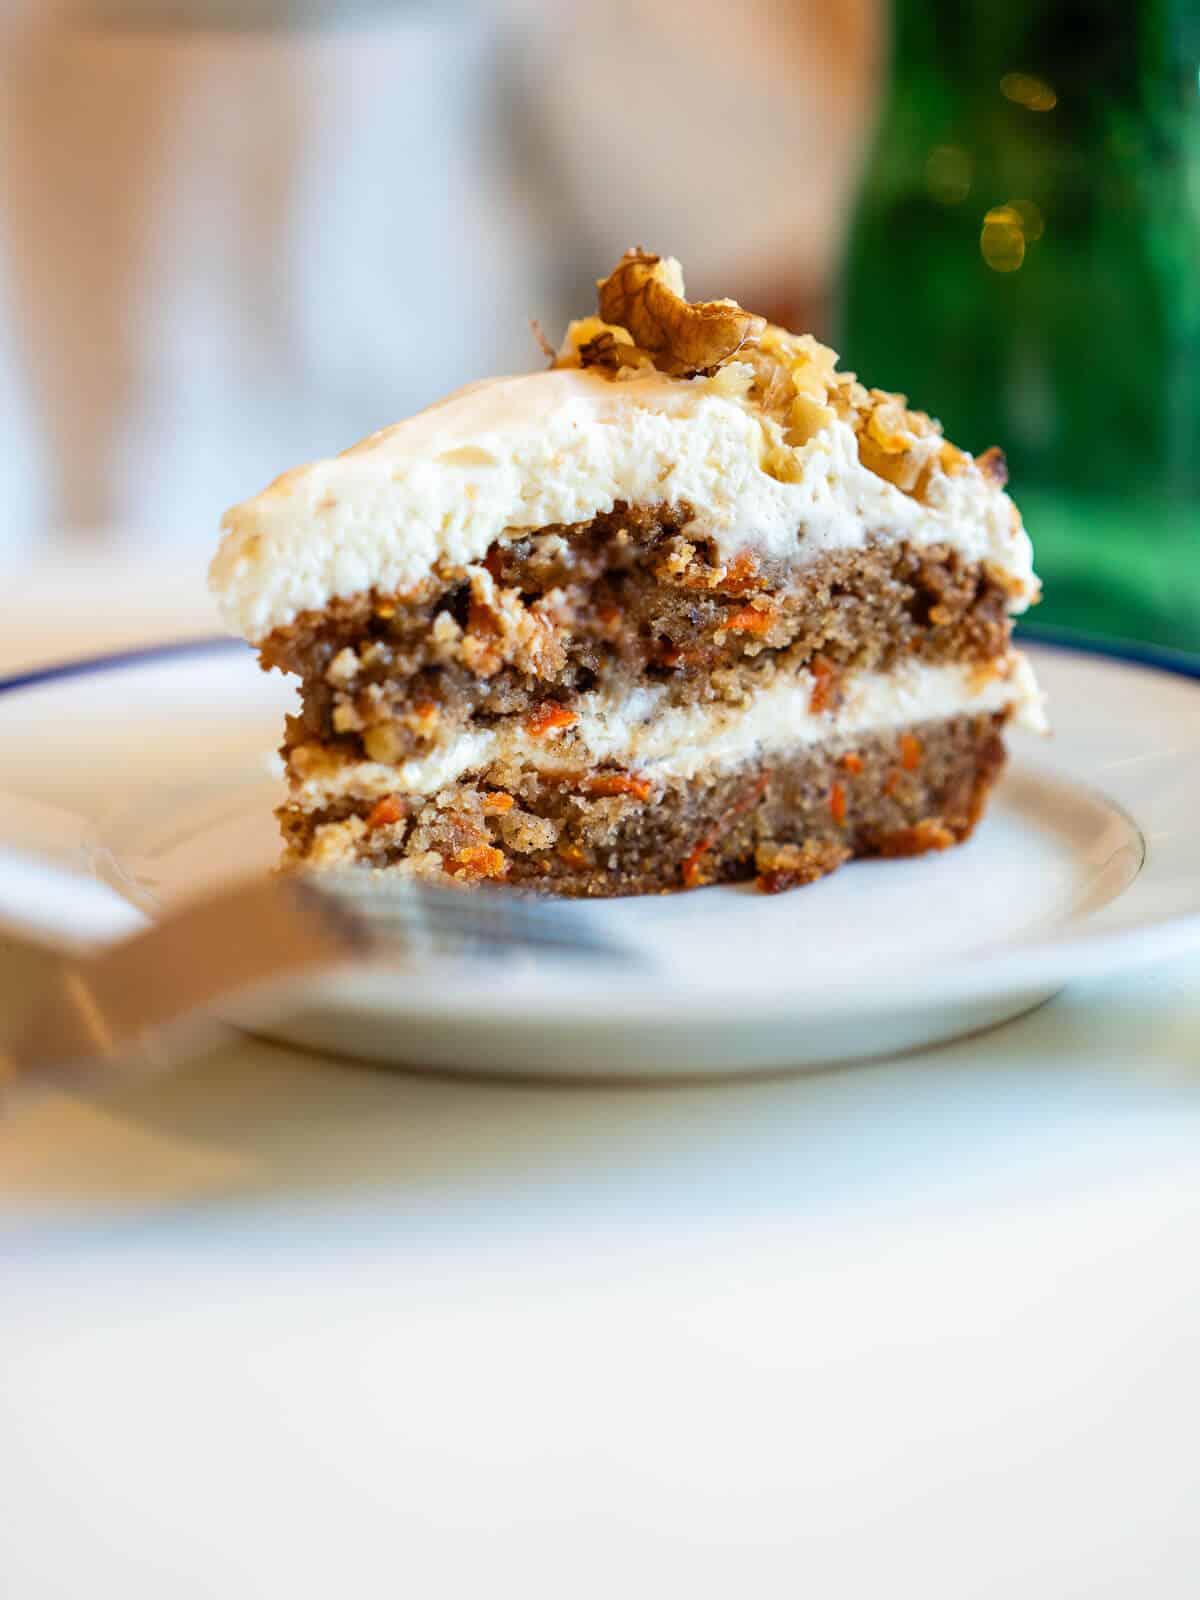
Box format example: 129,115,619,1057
4,550,1200,1598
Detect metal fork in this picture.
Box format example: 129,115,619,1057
1,871,633,1097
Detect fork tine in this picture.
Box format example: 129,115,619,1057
4,869,637,1096
306,871,635,960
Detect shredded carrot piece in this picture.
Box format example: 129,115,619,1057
681,773,769,889
899,732,923,771
721,551,761,594
525,703,578,737
725,604,774,634
884,769,903,799
366,795,404,830
584,772,652,802
809,655,841,713
830,781,847,827
841,751,864,775
453,844,508,879
682,836,717,889
482,791,514,815
557,842,588,868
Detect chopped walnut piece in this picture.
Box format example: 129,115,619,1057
555,316,635,367
363,723,407,764
457,565,568,681
525,702,578,738
578,329,656,375
652,536,697,578
976,446,1009,487
430,611,463,653
325,647,359,688
289,741,343,780
462,570,503,675
307,815,366,867
745,326,841,446
331,701,364,735
829,369,872,423
594,250,766,378
499,810,559,853
828,378,962,500
703,361,755,403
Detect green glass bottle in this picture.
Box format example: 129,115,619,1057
839,0,1200,651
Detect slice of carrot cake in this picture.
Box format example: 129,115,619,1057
210,250,1044,896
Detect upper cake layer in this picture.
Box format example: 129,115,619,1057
211,252,1039,643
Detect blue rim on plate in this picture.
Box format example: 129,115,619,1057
1017,623,1200,683
0,636,245,697
0,627,1197,699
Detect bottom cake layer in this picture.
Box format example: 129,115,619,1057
279,711,1008,896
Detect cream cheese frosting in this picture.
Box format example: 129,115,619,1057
289,651,1046,805
211,365,1039,642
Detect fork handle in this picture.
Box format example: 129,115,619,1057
4,876,351,1096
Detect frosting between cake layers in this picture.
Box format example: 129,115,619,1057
211,366,1039,642
289,651,1046,806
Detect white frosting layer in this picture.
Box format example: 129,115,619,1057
291,652,1046,806
212,367,1038,642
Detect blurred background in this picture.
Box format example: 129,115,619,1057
1,0,1197,650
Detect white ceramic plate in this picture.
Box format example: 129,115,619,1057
0,636,1197,1076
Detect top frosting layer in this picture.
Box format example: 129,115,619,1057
211,362,1039,643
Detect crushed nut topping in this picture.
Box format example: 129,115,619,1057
976,446,1009,487
577,328,656,376
551,247,1014,509
566,250,765,379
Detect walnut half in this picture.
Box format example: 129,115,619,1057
595,250,765,378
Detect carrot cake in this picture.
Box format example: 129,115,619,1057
210,250,1044,896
